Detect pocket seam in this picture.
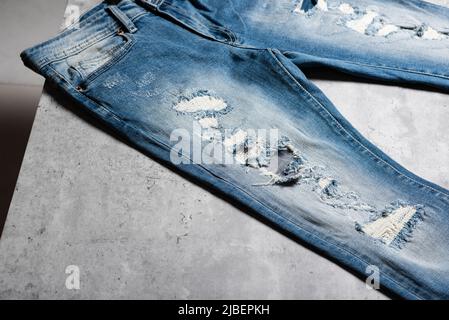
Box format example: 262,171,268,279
80,33,136,88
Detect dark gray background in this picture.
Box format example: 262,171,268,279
0,0,67,235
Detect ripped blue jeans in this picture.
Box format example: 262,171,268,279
21,0,449,299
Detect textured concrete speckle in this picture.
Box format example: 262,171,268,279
1,0,449,299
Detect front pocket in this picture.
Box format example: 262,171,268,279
67,31,135,86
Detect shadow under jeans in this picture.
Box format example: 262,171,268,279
0,84,42,237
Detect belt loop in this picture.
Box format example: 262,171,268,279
107,5,137,33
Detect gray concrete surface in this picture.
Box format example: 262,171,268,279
1,0,449,299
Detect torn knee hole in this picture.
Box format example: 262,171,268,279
293,1,448,40
356,201,425,248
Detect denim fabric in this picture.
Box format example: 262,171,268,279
21,0,449,299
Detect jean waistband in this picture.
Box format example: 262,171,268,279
21,0,151,73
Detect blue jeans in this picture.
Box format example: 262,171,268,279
21,0,449,299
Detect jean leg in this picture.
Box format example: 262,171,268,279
166,0,449,90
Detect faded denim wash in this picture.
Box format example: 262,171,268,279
21,0,449,299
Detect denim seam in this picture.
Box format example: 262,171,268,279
281,50,449,81
45,63,127,125
48,43,134,103
168,7,215,39
46,65,74,92
132,11,152,21
174,4,235,41
149,3,259,50
82,35,136,86
54,71,423,299
163,4,236,43
76,35,131,67
329,58,449,81
267,49,449,203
